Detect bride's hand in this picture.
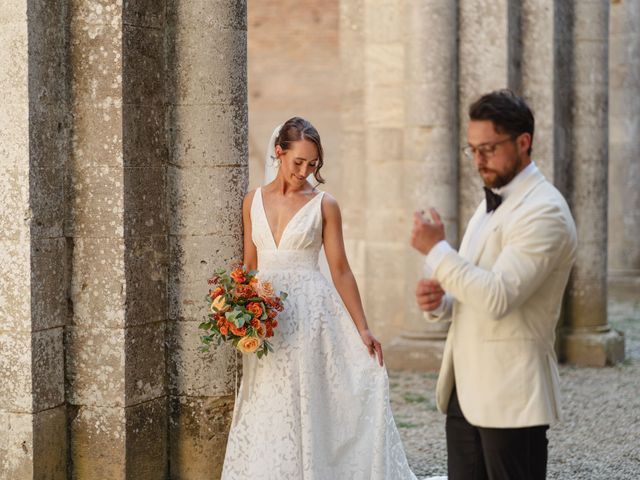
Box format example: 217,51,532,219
359,329,384,367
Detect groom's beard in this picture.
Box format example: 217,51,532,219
480,154,524,189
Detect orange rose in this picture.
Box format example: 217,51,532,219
256,325,266,338
237,336,262,354
246,302,263,319
236,285,255,298
230,268,246,284
219,325,229,336
250,318,261,329
209,287,224,299
229,324,247,337
255,280,274,298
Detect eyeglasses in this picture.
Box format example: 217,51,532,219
462,136,515,160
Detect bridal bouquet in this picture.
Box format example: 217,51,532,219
200,265,287,358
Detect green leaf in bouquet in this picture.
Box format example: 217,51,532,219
248,269,258,277
279,292,288,301
225,310,241,322
199,321,212,331
256,349,264,359
265,341,274,352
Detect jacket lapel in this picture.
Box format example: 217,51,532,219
471,170,546,265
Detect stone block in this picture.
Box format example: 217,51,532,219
169,395,234,480
0,21,28,103
29,166,65,238
167,0,247,32
0,411,33,478
168,234,242,322
32,404,67,480
124,0,165,29
0,102,29,171
125,397,168,479
364,43,403,86
69,0,122,27
364,127,403,164
123,104,167,167
167,165,247,237
31,237,67,331
70,406,126,480
71,104,122,168
366,162,405,210
0,1,27,26
123,24,164,106
0,166,29,241
66,326,125,407
170,27,246,106
124,235,168,327
125,322,166,405
0,240,30,331
168,104,248,167
32,327,65,412
0,331,31,411
70,18,122,106
167,320,236,397
124,166,167,237
70,237,126,328
363,84,404,128
364,0,403,44
68,165,124,237
561,329,625,367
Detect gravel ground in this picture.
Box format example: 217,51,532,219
390,297,640,479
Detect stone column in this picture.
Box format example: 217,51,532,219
521,0,556,180
339,0,367,299
0,1,67,477
608,0,640,297
66,2,168,478
166,1,248,478
386,0,458,371
562,0,625,366
362,0,407,341
458,0,522,228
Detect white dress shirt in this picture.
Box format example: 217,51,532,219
423,161,539,316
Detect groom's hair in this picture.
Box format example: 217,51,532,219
276,117,325,184
469,90,535,156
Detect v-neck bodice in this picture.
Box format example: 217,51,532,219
251,188,325,271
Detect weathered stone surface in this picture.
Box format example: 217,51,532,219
125,398,168,479
31,327,65,412
66,326,126,407
167,321,236,397
70,237,126,328
0,331,32,412
125,322,166,405
169,395,235,480
169,234,242,322
70,406,126,480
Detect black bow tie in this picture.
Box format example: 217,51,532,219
484,187,503,213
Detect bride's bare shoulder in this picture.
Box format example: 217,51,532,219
319,191,342,218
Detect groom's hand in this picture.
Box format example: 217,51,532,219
415,279,445,312
411,208,445,255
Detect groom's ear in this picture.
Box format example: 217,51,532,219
516,132,532,156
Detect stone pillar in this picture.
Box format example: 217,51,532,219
339,0,367,300
521,0,556,180
66,2,168,478
458,0,522,228
608,0,640,298
0,1,67,477
562,0,625,366
386,0,458,371
166,1,248,478
362,0,407,341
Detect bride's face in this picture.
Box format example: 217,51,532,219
275,139,319,186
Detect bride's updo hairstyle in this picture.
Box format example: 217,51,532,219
275,117,326,184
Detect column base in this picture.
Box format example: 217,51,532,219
561,327,625,367
385,329,448,372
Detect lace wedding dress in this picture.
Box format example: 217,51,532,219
220,188,420,480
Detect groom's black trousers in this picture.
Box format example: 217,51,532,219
446,388,549,480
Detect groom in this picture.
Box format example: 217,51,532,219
411,90,577,480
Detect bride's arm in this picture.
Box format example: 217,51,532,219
322,194,383,366
242,191,257,271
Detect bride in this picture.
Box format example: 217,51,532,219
221,117,419,479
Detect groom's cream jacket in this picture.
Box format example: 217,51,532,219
427,167,577,428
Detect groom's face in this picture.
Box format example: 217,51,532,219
467,120,527,189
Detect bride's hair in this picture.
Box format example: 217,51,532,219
275,117,325,184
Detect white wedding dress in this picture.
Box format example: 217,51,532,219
220,188,420,480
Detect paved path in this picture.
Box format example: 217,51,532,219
391,297,640,479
